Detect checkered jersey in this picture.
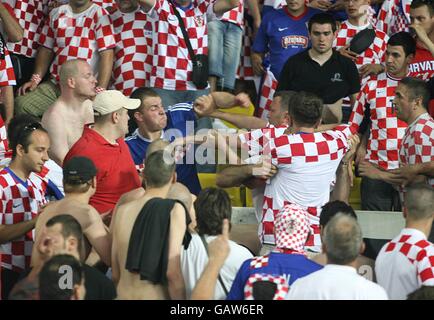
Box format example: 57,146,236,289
376,228,434,300
259,125,354,250
4,0,50,58
376,0,410,36
111,7,152,96
0,41,16,86
0,115,10,165
238,124,288,157
147,0,213,90
92,0,117,10
236,10,255,80
244,273,289,300
257,69,278,120
334,21,388,72
38,3,116,82
221,0,244,28
0,168,47,272
349,72,408,170
250,255,270,269
399,113,434,187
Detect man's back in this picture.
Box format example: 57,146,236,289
111,195,171,299
32,197,111,267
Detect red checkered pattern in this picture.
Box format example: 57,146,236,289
382,229,434,290
0,116,10,165
0,45,16,87
38,3,116,82
399,113,434,187
221,0,244,28
376,0,410,36
349,72,408,170
238,124,288,157
236,10,255,80
0,168,47,272
249,255,270,269
259,125,354,250
244,273,289,300
111,7,152,96
148,0,212,91
93,0,117,10
275,203,311,254
257,69,278,120
5,0,49,58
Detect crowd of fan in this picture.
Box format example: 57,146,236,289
0,0,433,300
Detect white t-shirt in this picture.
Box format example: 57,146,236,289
375,228,434,300
286,264,388,300
181,233,253,300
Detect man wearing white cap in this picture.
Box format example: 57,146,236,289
64,90,141,216
226,203,323,300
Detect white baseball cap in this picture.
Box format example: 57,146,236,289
93,90,141,116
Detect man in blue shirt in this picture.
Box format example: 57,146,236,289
251,0,320,79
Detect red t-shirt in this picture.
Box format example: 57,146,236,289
408,43,434,80
64,127,141,214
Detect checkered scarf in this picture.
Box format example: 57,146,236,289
275,203,311,254
244,273,289,300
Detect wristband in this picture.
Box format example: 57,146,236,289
95,86,105,94
31,74,42,85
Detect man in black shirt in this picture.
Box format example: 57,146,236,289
277,13,360,123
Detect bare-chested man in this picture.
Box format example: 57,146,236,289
32,156,111,267
111,150,188,300
41,59,96,165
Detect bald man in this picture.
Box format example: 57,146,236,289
41,59,97,165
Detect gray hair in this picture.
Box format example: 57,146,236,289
323,213,362,265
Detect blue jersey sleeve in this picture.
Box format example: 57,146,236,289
165,103,197,139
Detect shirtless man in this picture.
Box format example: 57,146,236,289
32,156,111,267
41,59,96,165
111,150,187,299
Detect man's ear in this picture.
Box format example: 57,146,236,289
66,237,78,254
91,176,97,188
134,111,142,122
16,144,25,157
406,53,415,65
360,241,366,255
67,77,76,89
112,111,119,124
172,171,177,183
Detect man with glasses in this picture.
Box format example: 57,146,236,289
0,116,50,299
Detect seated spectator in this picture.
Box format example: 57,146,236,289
10,215,116,300
39,254,86,300
287,213,388,299
375,183,434,300
64,90,141,215
111,150,189,299
181,187,252,299
312,200,376,281
31,156,111,268
41,60,96,166
226,203,323,300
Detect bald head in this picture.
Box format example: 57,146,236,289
146,139,170,158
59,60,88,86
323,213,363,265
405,183,434,221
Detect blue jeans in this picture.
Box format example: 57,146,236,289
208,20,242,90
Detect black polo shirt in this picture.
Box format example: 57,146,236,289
277,49,360,104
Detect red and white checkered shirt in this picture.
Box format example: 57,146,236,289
0,168,47,273
92,0,117,10
111,7,152,96
376,228,434,300
0,116,10,165
257,69,278,120
0,39,16,86
376,0,410,36
349,72,408,170
243,125,354,251
147,0,213,91
399,112,434,188
220,0,244,28
4,0,50,58
38,3,116,82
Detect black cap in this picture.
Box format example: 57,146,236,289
63,156,97,184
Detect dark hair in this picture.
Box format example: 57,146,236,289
39,254,84,300
400,77,431,110
144,150,175,188
320,200,357,227
7,114,48,158
128,87,161,134
194,187,232,236
46,215,83,255
289,91,323,126
274,90,297,114
388,32,416,57
308,13,337,33
410,0,434,16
